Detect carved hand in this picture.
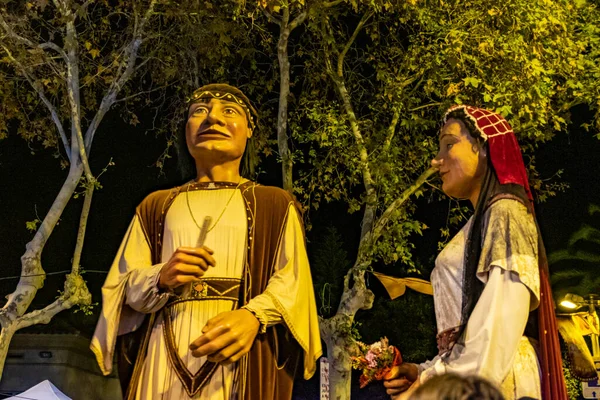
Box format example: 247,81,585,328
189,309,260,364
158,246,215,290
383,362,419,398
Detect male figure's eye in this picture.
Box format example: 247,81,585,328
193,107,208,115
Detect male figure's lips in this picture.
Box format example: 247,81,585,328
197,129,229,138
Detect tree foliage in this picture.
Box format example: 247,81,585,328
284,0,600,395
294,0,600,271
550,204,600,297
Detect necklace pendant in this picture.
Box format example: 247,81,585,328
191,280,208,298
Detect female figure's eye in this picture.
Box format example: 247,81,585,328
447,143,454,150
193,107,208,115
224,107,238,115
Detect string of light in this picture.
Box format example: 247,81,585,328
0,270,107,281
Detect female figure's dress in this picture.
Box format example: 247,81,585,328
420,198,542,399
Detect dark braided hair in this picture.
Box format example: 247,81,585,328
445,109,530,346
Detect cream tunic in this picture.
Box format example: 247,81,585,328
419,199,542,399
118,188,299,399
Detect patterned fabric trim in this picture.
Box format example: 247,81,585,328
161,278,241,397
444,105,513,141
161,308,220,397
241,304,269,334
436,325,464,356
165,277,242,306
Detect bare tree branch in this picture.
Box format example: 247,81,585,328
262,7,282,26
84,0,158,153
288,10,307,32
71,186,94,274
39,42,69,62
0,15,69,62
409,102,442,112
63,10,93,178
15,273,91,331
81,0,94,11
0,162,83,328
281,2,290,28
0,44,71,160
323,0,345,7
114,85,169,103
358,167,438,258
322,16,377,239
337,11,372,78
383,107,400,152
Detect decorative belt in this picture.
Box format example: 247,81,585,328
162,277,242,397
166,277,242,306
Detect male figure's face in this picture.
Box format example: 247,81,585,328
185,98,251,165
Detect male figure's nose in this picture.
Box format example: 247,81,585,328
206,105,225,125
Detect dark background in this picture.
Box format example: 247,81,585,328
0,104,598,398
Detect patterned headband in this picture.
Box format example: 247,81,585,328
186,89,256,130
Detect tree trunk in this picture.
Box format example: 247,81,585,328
0,272,91,379
277,24,293,192
321,316,353,400
0,325,16,382
0,162,91,380
1,163,83,322
321,267,374,398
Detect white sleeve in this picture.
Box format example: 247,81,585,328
119,216,170,313
419,266,530,386
418,355,441,374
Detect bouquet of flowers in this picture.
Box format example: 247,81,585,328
350,337,403,388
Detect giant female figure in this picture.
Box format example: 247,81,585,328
384,106,567,400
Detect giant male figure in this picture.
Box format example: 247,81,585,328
91,84,322,399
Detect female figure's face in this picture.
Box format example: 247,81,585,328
432,118,487,205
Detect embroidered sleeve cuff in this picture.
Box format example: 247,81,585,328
125,263,171,313
241,305,268,334
151,263,171,298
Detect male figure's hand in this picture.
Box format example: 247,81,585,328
189,309,260,364
383,362,419,398
158,246,216,290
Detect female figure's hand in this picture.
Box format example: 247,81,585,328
383,362,419,398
